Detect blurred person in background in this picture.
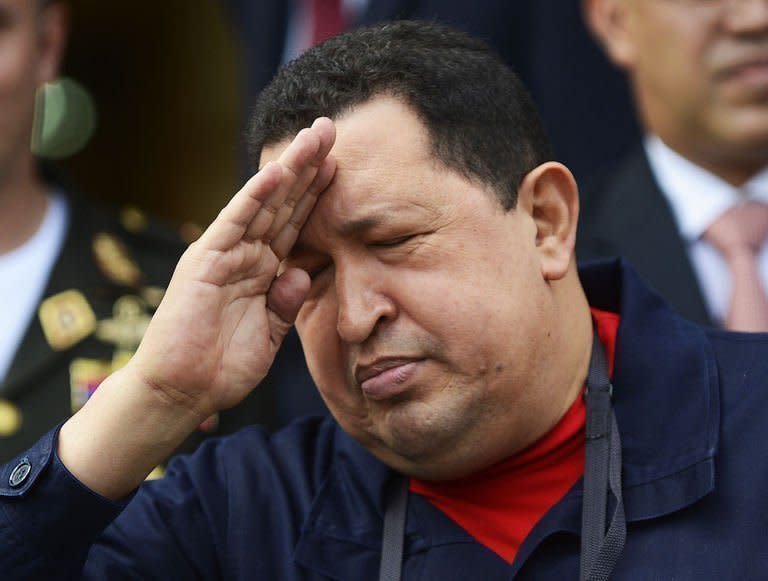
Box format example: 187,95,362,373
579,0,768,331
0,0,263,464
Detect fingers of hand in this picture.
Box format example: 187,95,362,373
248,118,336,242
266,267,311,327
201,162,283,251
271,155,337,259
198,118,335,254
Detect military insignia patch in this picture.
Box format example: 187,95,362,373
96,295,151,352
38,290,97,351
93,232,142,287
69,358,112,414
0,399,22,437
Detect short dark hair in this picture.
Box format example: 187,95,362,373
247,20,553,209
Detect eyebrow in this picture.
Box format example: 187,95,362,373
286,212,398,262
338,214,391,237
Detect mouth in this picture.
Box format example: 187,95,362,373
717,56,768,90
354,358,425,401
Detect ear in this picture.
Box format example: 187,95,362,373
517,162,579,282
582,0,636,69
36,2,69,85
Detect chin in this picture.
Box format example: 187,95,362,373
367,402,468,468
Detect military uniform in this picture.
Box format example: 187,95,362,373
0,191,275,464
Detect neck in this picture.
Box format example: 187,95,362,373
0,157,50,255
668,143,765,187
695,159,763,189
546,270,594,434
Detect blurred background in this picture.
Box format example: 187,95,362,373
60,0,241,227
57,0,638,230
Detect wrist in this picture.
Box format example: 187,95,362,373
58,365,205,500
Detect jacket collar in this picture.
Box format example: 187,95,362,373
294,426,509,578
581,257,718,507
295,259,719,577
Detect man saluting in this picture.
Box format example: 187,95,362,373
2,21,767,580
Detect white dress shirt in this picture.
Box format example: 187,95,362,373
0,192,69,381
644,135,768,326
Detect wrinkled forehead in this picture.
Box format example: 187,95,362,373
261,97,471,262
260,95,438,224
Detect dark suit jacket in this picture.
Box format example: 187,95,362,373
0,191,275,462
576,147,713,327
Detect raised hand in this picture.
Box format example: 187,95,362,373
132,117,337,418
57,118,336,498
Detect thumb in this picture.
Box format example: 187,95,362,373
266,268,311,346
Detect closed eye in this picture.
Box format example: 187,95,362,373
371,235,416,248
306,263,331,280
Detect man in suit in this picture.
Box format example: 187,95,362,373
0,0,273,463
579,0,768,330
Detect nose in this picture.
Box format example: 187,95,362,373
723,0,768,34
334,260,397,344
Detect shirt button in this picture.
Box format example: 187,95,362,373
9,458,32,488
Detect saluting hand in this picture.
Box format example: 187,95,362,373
133,118,337,418
58,119,336,499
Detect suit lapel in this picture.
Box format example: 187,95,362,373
578,149,712,326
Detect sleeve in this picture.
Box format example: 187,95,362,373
0,427,127,578
0,428,220,580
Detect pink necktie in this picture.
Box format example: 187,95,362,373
705,202,768,332
311,0,346,45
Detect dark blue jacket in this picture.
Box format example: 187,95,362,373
2,260,767,579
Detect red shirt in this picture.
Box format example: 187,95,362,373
409,308,619,564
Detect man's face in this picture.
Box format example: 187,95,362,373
264,97,567,480
594,0,768,182
0,0,63,183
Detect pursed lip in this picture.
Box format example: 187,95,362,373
354,358,425,400
354,357,423,386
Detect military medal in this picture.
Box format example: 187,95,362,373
0,399,22,437
97,295,151,353
141,286,165,309
69,358,112,413
38,290,97,351
92,232,142,287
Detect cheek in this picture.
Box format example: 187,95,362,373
431,262,548,372
0,58,37,128
296,296,366,419
0,35,37,88
296,300,340,384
